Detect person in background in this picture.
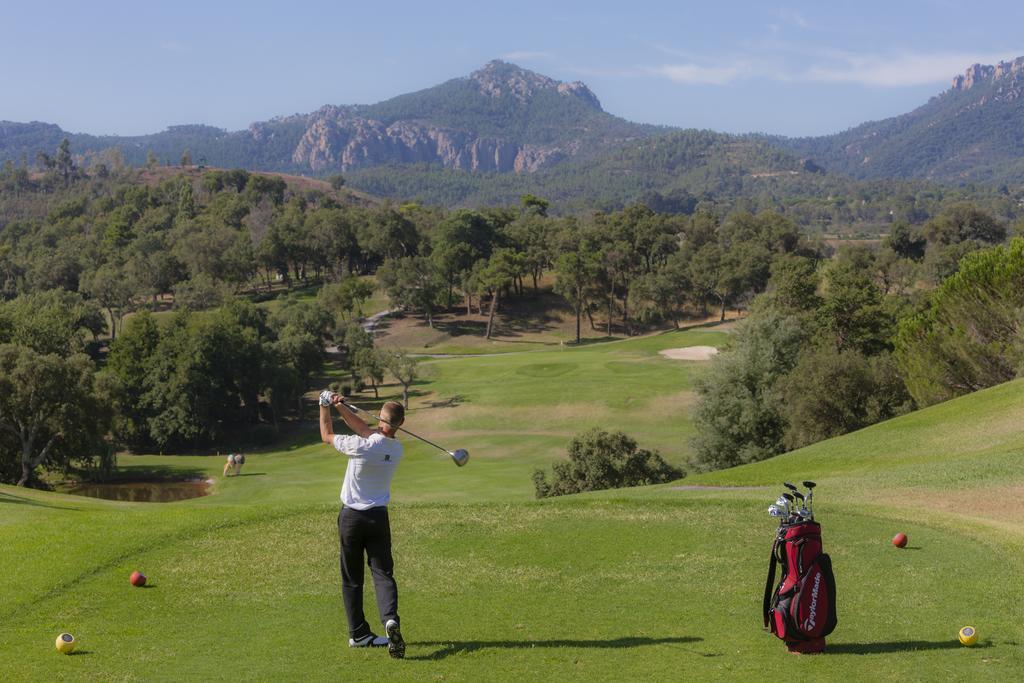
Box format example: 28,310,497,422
223,452,245,476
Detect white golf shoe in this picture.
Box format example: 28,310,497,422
348,633,388,648
385,619,405,659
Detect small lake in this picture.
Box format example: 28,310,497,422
68,480,211,502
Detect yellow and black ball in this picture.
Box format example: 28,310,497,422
55,633,76,654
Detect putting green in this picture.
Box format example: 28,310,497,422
2,334,1023,680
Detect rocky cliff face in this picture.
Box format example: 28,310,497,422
951,57,1024,99
288,61,603,173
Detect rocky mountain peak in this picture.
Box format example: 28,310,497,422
469,60,602,110
951,56,1024,91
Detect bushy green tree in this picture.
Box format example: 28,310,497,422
690,311,809,470
778,347,912,449
895,238,1024,406
377,256,443,328
0,290,104,355
0,344,111,486
533,429,682,498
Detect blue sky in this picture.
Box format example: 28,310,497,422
1,0,1021,137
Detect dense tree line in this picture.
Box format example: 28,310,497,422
4,139,1020,484
691,203,1016,470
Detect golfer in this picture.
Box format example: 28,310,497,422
223,453,245,477
319,391,406,659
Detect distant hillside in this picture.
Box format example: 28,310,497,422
773,56,1024,183
6,58,1024,213
0,61,659,177
344,128,828,208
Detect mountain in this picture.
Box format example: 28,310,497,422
345,128,829,209
4,58,1024,212
0,61,659,176
773,56,1024,183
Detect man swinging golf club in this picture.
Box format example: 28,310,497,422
319,390,406,659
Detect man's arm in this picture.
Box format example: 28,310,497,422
320,404,337,445
333,397,374,438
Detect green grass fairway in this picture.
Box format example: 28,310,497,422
2,338,1023,680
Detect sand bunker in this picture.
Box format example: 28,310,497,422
658,346,719,361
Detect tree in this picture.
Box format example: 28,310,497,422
554,251,599,344
145,151,158,170
778,347,911,450
690,311,809,470
82,264,136,340
319,276,375,323
764,254,821,314
180,149,192,168
0,290,103,356
106,311,160,449
895,238,1024,406
172,274,229,310
377,256,443,328
481,249,520,339
384,350,418,409
885,221,926,261
532,429,682,498
816,260,894,355
328,174,346,190
55,138,76,186
0,345,111,486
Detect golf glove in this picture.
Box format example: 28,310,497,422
319,390,337,407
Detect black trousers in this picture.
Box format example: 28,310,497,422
338,506,399,638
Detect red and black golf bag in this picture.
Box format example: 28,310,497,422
763,520,837,653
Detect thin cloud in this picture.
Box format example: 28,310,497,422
644,49,1022,88
800,51,1021,86
778,8,810,29
650,63,744,85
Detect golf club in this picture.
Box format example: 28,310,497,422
803,481,816,517
781,493,796,522
338,398,470,467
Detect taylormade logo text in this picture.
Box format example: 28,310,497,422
807,572,822,630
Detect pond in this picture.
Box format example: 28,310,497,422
68,479,211,502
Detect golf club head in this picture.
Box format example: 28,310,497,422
449,449,469,467
803,481,817,489
768,505,784,517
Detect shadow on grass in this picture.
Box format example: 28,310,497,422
233,472,267,477
826,639,988,654
408,636,703,661
104,465,208,483
424,394,466,409
0,491,81,511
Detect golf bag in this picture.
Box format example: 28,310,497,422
762,520,837,653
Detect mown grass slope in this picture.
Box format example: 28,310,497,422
2,338,1022,681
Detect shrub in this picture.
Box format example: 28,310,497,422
533,429,683,498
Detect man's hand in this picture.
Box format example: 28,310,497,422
319,390,336,407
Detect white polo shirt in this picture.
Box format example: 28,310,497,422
332,432,403,509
